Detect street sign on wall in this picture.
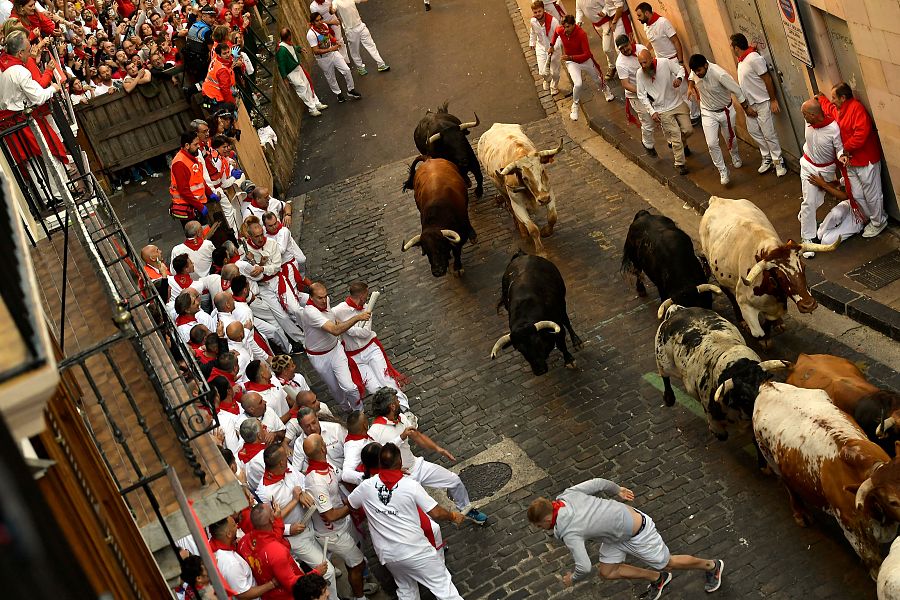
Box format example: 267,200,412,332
777,0,814,67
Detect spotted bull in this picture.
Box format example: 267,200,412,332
700,196,838,338
754,381,900,578
655,298,789,443
491,251,581,375
401,157,475,277
477,123,562,255
414,101,483,197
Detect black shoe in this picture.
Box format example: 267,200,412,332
645,146,658,158
691,116,701,126
677,164,688,175
337,93,347,103
684,145,692,157
642,572,672,600
424,1,431,9
290,340,305,354
347,89,362,99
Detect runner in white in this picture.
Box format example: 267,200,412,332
309,0,349,63
288,407,347,473
236,418,269,491
263,211,309,321
368,388,488,524
173,290,217,343
347,442,466,600
299,282,371,412
332,281,409,409
272,354,312,406
170,220,217,277
615,36,655,155
341,410,374,487
332,0,389,76
529,0,561,95
550,15,615,122
244,359,290,416
227,272,296,354
575,0,629,80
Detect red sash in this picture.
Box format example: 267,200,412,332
594,8,634,40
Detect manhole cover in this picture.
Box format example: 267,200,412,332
847,250,900,290
458,462,513,502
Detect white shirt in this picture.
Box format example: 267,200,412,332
575,0,612,24
256,468,307,524
241,196,285,221
217,409,245,454
277,373,311,406
93,81,113,96
237,444,267,491
265,224,306,268
636,56,686,115
306,27,332,55
170,238,215,277
616,44,647,99
529,13,560,50
289,420,347,473
347,474,439,564
643,14,678,59
214,548,256,596
241,238,282,283
331,301,376,352
299,302,340,353
332,0,363,30
228,338,252,380
368,417,419,471
0,63,55,111
688,62,745,111
341,435,373,486
802,121,845,166
247,382,290,417
736,50,771,105
306,463,352,535
205,273,226,299
174,309,217,343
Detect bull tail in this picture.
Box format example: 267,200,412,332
402,155,428,192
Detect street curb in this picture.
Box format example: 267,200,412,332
581,105,900,342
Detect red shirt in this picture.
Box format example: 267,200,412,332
818,95,881,167
10,10,56,41
237,529,315,600
550,25,593,64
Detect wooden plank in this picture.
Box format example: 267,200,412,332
92,100,190,142
103,139,181,171
233,100,274,191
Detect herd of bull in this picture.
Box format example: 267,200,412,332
398,103,900,594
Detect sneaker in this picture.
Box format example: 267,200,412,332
140,180,147,186
150,171,163,178
357,66,368,76
334,567,343,579
465,508,488,525
691,115,701,126
684,145,692,157
363,581,380,595
863,221,887,238
377,64,390,72
645,145,657,158
424,0,430,9
347,89,362,99
604,88,615,102
719,170,730,186
570,102,580,121
801,238,816,259
643,572,672,600
732,158,742,169
542,80,549,91
705,560,724,593
308,108,321,117
775,161,788,177
677,164,689,175
550,82,558,95
337,93,347,103
315,102,328,110
758,157,773,174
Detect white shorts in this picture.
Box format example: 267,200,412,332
598,512,671,569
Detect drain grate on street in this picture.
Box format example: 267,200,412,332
846,250,900,290
458,462,513,502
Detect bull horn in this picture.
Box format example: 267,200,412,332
657,298,675,321
741,259,770,287
855,477,875,510
427,132,442,145
490,333,511,358
877,417,896,439
458,113,479,131
538,137,564,158
534,320,561,334
440,229,461,243
800,238,841,253
696,284,723,295
499,161,518,176
759,360,792,372
401,234,421,252
713,379,735,405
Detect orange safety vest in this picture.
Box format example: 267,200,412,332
169,149,206,208
201,54,233,102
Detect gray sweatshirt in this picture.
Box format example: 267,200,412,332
554,478,634,582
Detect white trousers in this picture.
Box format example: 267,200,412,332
350,342,409,408
330,25,350,63
848,161,886,228
306,343,362,411
818,200,865,245
411,459,470,512
593,18,625,71
535,42,561,85
566,59,608,104
385,551,463,600
746,100,782,163
288,528,339,599
254,316,290,355
701,105,741,173
251,285,304,341
315,52,354,96
799,157,836,240
627,97,655,150
215,186,241,235
314,526,365,568
287,66,321,111
345,22,385,68
542,1,563,21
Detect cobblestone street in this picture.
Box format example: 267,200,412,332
294,113,897,598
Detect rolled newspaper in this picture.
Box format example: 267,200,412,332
321,536,329,557
301,502,317,525
362,290,380,331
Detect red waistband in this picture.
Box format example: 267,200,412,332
802,153,835,169
306,343,338,356
344,336,376,357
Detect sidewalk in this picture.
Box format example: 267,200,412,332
524,0,900,340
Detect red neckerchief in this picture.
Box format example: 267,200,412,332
175,313,197,326
208,537,235,553
184,237,204,251
277,376,298,388
737,47,756,63
268,221,283,235
244,381,273,392
218,399,240,414
188,340,202,351
221,279,232,290
311,21,337,45
228,253,241,264
345,433,371,442
174,273,193,289
233,293,247,303
305,459,330,475
542,13,553,37
810,116,835,129
261,467,289,486
237,441,266,464
306,298,328,313
207,367,235,384
246,236,266,250
378,469,404,490
250,198,268,211
550,500,566,527
0,53,24,71
372,416,394,426
647,12,661,25
345,296,365,310
357,463,377,474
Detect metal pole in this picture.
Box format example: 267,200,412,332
59,206,70,352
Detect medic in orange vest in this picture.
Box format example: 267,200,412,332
170,130,216,224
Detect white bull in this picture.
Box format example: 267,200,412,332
700,196,837,339
477,123,562,255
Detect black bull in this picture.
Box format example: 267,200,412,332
491,251,582,375
413,102,484,197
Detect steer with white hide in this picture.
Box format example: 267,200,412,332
491,251,581,375
700,196,838,339
477,123,562,255
655,295,789,446
878,537,900,599
754,381,900,579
